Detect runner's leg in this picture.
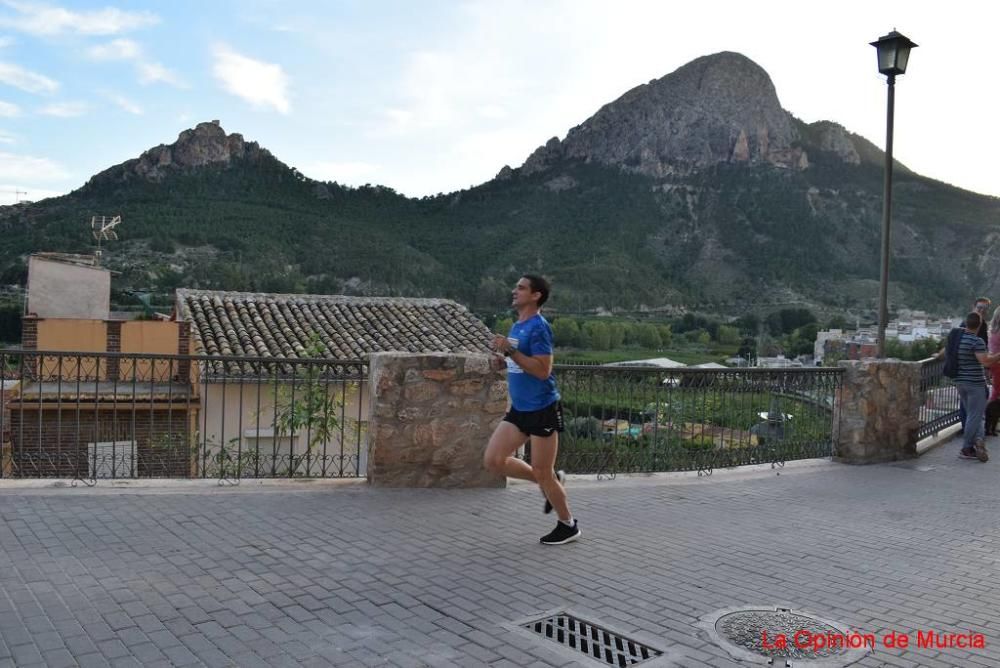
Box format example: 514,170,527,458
529,432,570,521
483,421,535,481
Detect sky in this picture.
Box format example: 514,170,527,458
0,0,997,206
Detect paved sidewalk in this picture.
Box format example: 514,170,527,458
0,439,998,667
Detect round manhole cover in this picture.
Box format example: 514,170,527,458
717,610,847,660
700,606,870,667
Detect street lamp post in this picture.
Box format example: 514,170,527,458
871,30,917,358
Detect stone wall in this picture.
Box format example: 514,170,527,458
834,359,922,464
368,353,507,487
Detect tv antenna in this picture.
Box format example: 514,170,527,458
91,215,122,265
1,189,27,203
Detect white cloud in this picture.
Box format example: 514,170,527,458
0,98,17,116
137,61,183,87
212,44,290,114
107,92,140,115
0,151,69,181
87,37,140,61
0,60,56,93
300,160,379,183
39,100,86,117
0,129,15,143
0,1,158,36
86,38,185,88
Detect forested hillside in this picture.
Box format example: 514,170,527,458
0,52,997,319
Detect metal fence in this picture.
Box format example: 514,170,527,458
0,350,367,483
917,356,961,441
545,365,844,475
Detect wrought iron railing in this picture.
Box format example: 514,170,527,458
543,365,843,476
917,356,961,441
0,350,367,482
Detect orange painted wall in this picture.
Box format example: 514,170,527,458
121,321,179,354
35,319,107,379
37,319,107,352
120,321,180,382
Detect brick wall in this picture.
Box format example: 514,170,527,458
21,318,37,350
106,320,122,381
9,408,193,478
177,321,191,383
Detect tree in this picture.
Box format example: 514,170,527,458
583,321,611,350
657,324,673,348
767,308,817,335
609,322,626,349
266,336,349,476
620,322,637,345
716,325,741,345
826,315,849,330
494,317,514,336
684,328,709,344
637,323,662,349
733,313,760,335
785,322,820,357
551,318,580,347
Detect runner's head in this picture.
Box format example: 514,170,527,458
520,274,550,307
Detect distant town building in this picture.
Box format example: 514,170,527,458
814,316,952,364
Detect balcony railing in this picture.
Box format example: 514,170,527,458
543,364,843,476
0,350,367,482
917,356,961,441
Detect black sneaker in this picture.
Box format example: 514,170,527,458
543,470,566,514
540,520,580,545
959,448,978,460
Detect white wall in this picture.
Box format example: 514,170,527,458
27,256,110,319
198,379,369,476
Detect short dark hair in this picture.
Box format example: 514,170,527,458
522,274,550,307
966,312,983,330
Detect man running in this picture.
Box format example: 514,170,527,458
483,275,580,545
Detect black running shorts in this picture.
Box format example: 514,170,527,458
503,401,565,437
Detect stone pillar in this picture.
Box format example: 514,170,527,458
834,359,922,464
368,353,508,487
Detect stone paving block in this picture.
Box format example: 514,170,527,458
30,630,64,652
161,643,200,666
9,644,42,666
40,648,77,668
3,442,1000,666
75,653,111,668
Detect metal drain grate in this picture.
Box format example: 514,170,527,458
522,612,663,666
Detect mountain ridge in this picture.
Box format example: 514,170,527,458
0,51,997,318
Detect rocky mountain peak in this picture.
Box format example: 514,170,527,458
88,120,272,185
522,51,808,177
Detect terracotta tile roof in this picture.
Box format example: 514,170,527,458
175,289,494,363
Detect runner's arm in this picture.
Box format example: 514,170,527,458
509,349,552,380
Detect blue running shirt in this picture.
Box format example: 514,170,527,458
506,314,560,411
